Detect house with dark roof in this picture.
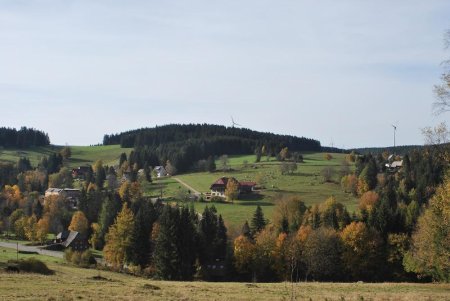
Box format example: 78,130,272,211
210,177,256,198
55,230,89,251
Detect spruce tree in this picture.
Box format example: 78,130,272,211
251,205,266,234
129,200,156,267
178,206,197,280
154,206,181,280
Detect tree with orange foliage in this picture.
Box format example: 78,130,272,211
341,174,358,195
233,234,256,276
359,191,379,213
69,211,89,235
341,221,383,281
36,217,49,244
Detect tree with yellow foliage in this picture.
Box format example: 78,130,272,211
225,178,239,203
341,221,383,281
404,175,450,282
103,203,135,268
233,234,256,276
69,211,89,235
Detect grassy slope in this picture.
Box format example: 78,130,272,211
0,247,449,301
0,145,133,168
175,153,357,227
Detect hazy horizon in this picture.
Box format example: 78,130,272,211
1,1,449,148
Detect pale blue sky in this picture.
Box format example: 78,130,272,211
1,0,449,147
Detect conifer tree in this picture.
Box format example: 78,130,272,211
154,206,181,280
178,206,197,280
129,200,156,267
251,205,266,234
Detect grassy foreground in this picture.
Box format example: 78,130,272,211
1,266,449,301
1,247,449,301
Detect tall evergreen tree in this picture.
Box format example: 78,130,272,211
251,205,266,234
129,200,156,267
154,206,181,280
178,206,197,280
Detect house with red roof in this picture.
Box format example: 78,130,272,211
210,177,256,198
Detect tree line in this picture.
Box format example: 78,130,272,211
0,127,50,148
103,124,320,173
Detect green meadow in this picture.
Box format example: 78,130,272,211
0,145,133,168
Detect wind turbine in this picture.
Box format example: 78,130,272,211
391,123,398,150
231,116,242,128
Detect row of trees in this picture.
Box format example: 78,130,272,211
0,127,50,148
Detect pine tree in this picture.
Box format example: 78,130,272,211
98,193,122,248
241,221,252,239
178,206,197,280
154,206,181,280
129,200,156,267
251,205,266,234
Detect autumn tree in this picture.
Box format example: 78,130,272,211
341,222,384,281
359,191,380,213
225,178,239,202
103,203,135,268
253,226,278,281
303,227,343,281
165,160,177,176
233,234,256,278
68,211,89,235
403,175,450,281
48,167,73,188
324,153,333,161
341,174,358,195
279,147,290,161
60,146,72,160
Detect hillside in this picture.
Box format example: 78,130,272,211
0,145,132,168
144,152,357,227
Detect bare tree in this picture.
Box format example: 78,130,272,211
433,30,450,115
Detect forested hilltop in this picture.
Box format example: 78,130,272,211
103,124,321,173
103,124,321,151
0,127,50,148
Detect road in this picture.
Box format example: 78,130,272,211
0,241,64,259
173,177,201,196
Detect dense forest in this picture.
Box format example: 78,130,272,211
103,124,321,173
0,127,50,148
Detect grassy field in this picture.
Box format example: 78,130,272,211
0,145,133,168
174,153,357,227
0,247,449,301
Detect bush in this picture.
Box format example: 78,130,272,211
64,249,96,267
6,258,54,275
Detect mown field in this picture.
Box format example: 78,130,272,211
174,153,357,227
0,145,133,168
0,247,449,301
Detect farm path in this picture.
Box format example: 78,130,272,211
0,241,64,259
173,177,201,195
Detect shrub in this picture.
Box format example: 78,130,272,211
7,258,54,275
64,249,96,268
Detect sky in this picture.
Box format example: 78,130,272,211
0,0,449,148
